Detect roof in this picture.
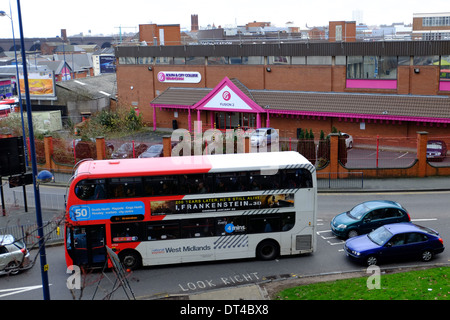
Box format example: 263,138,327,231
75,151,313,179
360,200,404,210
56,73,116,100
383,222,432,234
151,78,450,123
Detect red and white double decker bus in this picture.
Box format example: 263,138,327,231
0,99,15,118
64,151,317,269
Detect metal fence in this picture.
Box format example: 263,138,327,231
12,189,66,211
0,220,64,246
316,172,364,189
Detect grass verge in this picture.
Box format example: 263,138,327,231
276,266,449,300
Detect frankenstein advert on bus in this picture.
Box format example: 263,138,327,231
150,194,294,215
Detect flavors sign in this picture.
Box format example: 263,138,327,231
157,71,201,83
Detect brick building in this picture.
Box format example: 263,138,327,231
412,12,450,40
139,24,181,46
114,40,450,140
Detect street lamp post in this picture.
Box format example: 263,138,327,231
15,0,50,300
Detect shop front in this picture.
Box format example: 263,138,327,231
151,77,267,132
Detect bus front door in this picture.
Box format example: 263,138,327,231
70,225,107,268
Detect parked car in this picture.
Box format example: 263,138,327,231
331,200,410,239
341,133,353,149
138,144,164,158
344,223,445,266
0,235,31,275
327,132,353,148
427,140,448,162
111,142,148,159
250,127,279,147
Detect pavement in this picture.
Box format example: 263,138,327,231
1,175,449,300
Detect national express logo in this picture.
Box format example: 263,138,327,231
222,91,231,101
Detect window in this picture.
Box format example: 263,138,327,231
347,56,397,79
335,56,346,65
268,56,290,65
244,56,264,65
111,222,142,242
398,56,410,66
181,218,214,238
215,216,247,236
186,57,205,65
406,232,427,244
307,56,332,65
138,57,153,64
440,55,450,80
229,57,243,64
291,56,306,65
413,56,439,66
75,179,107,200
109,177,142,198
248,215,281,233
147,222,180,240
207,56,229,65
118,57,137,65
423,16,450,27
75,169,313,201
143,176,178,196
155,57,173,64
174,57,186,65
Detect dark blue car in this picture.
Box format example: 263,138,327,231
345,223,445,266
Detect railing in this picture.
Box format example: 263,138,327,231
316,172,364,189
0,220,64,246
12,189,66,211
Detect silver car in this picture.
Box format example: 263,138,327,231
0,235,31,275
250,127,279,147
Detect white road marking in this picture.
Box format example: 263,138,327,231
0,284,48,298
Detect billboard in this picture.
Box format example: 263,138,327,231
19,70,56,97
100,56,116,74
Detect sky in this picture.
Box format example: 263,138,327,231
1,0,450,38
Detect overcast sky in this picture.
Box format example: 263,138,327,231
1,0,449,38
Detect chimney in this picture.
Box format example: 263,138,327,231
61,29,67,42
191,14,199,32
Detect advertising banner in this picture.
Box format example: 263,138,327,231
150,194,294,215
157,71,201,83
19,71,55,97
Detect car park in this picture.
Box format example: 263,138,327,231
344,223,445,266
138,144,164,158
0,235,31,275
250,127,279,147
331,200,410,239
426,140,448,162
111,142,148,159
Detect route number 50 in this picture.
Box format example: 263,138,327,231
73,207,90,220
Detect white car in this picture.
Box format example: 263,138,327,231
328,132,353,149
250,127,279,147
341,133,353,149
0,235,31,275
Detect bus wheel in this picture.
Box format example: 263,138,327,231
256,240,279,261
119,250,142,270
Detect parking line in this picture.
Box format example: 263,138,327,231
411,218,437,222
